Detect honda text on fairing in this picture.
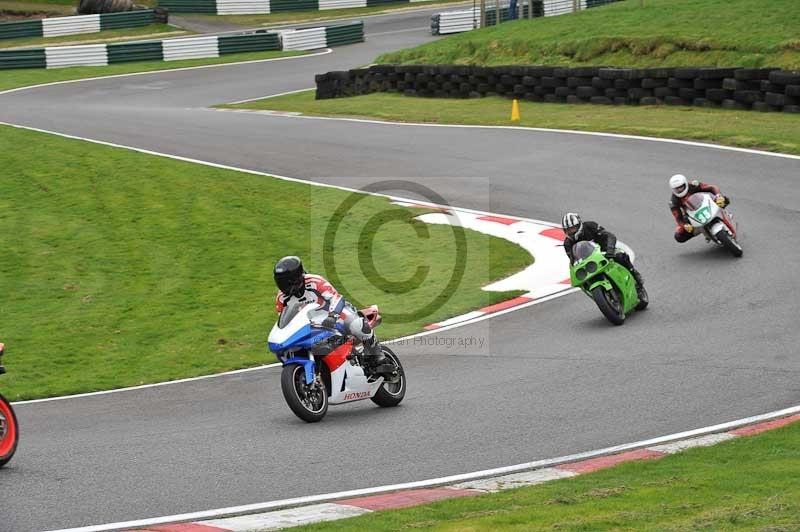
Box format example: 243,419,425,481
682,192,743,257
268,301,405,423
0,343,19,467
570,242,649,325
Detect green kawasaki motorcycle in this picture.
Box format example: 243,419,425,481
570,241,648,325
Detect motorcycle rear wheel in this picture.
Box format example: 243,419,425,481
281,365,328,423
592,286,625,325
0,393,19,467
717,230,743,257
371,347,406,408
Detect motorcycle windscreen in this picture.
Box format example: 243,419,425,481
684,193,707,211
573,241,597,262
278,299,304,329
277,300,327,329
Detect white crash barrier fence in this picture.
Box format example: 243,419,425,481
319,0,366,9
162,35,220,60
44,43,108,67
215,0,270,15
42,14,102,38
280,27,327,50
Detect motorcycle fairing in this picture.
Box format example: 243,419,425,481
268,324,334,354
283,356,317,385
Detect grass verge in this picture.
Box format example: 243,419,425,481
0,0,74,17
0,24,189,49
0,124,531,400
0,49,308,93
295,420,800,531
223,90,800,155
178,0,467,28
379,0,800,69
0,1,156,19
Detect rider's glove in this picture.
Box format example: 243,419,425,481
715,195,727,207
603,250,616,259
321,314,338,329
683,223,694,233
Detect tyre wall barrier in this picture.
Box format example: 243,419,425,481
314,65,800,114
432,0,621,35
0,10,158,41
0,21,361,69
159,0,436,14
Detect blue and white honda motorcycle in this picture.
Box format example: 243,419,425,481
268,301,405,422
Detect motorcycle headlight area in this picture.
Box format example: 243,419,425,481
586,261,598,273
275,349,297,363
576,268,587,281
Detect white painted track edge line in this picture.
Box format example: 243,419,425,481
226,86,315,105
44,404,800,532
229,108,800,161
0,49,333,98
11,363,282,406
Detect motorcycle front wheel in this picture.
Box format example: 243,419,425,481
371,347,406,408
635,285,649,311
281,365,328,423
717,231,743,258
0,392,19,467
592,286,625,325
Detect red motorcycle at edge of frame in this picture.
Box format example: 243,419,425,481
0,343,19,467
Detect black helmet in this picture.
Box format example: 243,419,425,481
274,256,305,296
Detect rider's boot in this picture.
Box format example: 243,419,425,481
363,335,393,375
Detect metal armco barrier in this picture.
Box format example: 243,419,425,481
324,20,364,47
0,10,157,41
0,48,46,69
219,32,280,53
432,0,622,35
315,64,800,114
281,20,363,50
45,43,108,68
319,0,366,10
159,0,436,14
433,4,531,35
163,35,220,60
0,21,361,69
158,0,217,13
281,27,326,50
107,40,164,63
216,0,271,14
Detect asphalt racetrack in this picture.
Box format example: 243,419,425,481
1,7,799,531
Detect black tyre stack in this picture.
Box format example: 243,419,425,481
315,65,800,114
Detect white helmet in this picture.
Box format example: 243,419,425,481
669,174,689,197
562,212,583,238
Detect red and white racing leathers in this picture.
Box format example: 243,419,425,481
275,274,373,341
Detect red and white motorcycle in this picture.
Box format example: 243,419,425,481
683,191,743,257
0,343,19,467
268,301,406,423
